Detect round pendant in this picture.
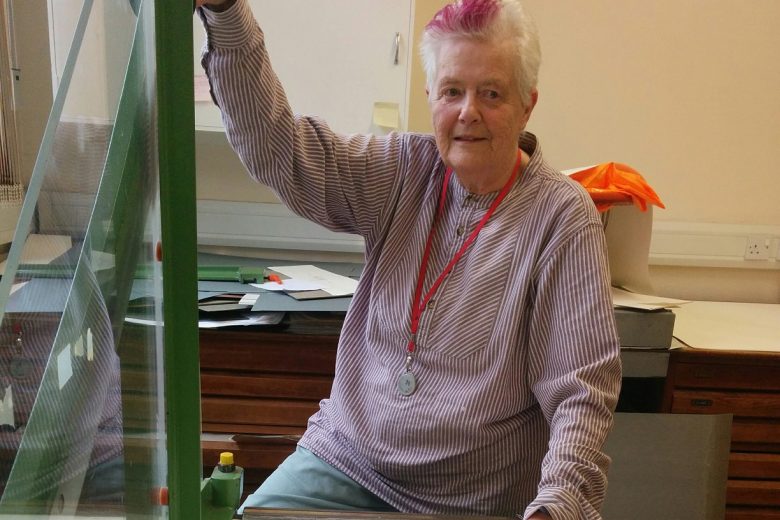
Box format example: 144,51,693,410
397,371,417,396
10,357,33,380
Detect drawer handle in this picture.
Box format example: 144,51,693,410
691,399,713,407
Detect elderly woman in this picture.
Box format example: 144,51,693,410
196,0,621,518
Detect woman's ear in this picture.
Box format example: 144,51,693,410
520,89,539,125
526,89,539,117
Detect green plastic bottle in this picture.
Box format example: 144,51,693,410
210,451,244,509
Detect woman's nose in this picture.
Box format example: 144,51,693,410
458,94,480,124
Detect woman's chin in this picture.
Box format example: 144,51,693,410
447,153,487,175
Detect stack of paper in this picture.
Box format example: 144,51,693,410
194,264,357,325
241,264,356,313
672,301,780,352
611,287,690,311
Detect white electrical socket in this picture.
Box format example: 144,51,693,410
744,236,772,260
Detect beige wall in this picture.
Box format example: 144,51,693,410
196,130,278,204
406,0,445,133
519,0,780,303
649,264,780,304
523,0,780,228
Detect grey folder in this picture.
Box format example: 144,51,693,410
602,412,732,520
252,290,352,313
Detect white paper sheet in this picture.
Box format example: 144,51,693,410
0,233,72,272
0,386,14,428
57,345,73,389
125,312,285,329
198,312,285,329
672,301,780,352
239,293,260,306
9,282,27,295
251,279,325,292
268,265,358,297
612,287,690,311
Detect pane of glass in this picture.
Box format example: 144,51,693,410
0,0,167,517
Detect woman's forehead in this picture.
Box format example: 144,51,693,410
435,38,516,82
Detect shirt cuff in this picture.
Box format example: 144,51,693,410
525,488,581,520
519,506,550,519
197,0,257,49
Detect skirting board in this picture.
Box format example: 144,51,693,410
198,200,780,270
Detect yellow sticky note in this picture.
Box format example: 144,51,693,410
372,102,400,129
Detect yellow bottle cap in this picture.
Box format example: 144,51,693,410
219,452,234,466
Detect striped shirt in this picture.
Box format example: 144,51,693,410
199,3,621,519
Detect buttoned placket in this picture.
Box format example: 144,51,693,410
414,186,486,350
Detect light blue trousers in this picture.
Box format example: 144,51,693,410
238,446,396,514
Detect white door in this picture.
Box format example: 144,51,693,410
194,0,413,135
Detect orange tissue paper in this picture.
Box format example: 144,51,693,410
568,162,665,213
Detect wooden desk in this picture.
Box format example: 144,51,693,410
199,320,780,517
663,348,780,519
243,509,511,520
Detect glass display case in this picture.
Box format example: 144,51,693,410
0,0,200,518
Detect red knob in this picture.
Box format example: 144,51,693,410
151,486,168,506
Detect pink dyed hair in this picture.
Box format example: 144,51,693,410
426,0,501,34
419,0,541,106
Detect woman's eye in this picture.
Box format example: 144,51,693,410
442,88,460,98
482,90,500,100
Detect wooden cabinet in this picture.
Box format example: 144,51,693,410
199,327,337,434
663,349,780,519
199,321,340,496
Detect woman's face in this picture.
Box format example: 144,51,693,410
429,36,537,193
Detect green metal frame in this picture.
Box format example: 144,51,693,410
154,1,201,519
1,0,177,514
0,0,232,517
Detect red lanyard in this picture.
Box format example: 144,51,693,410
407,149,524,355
